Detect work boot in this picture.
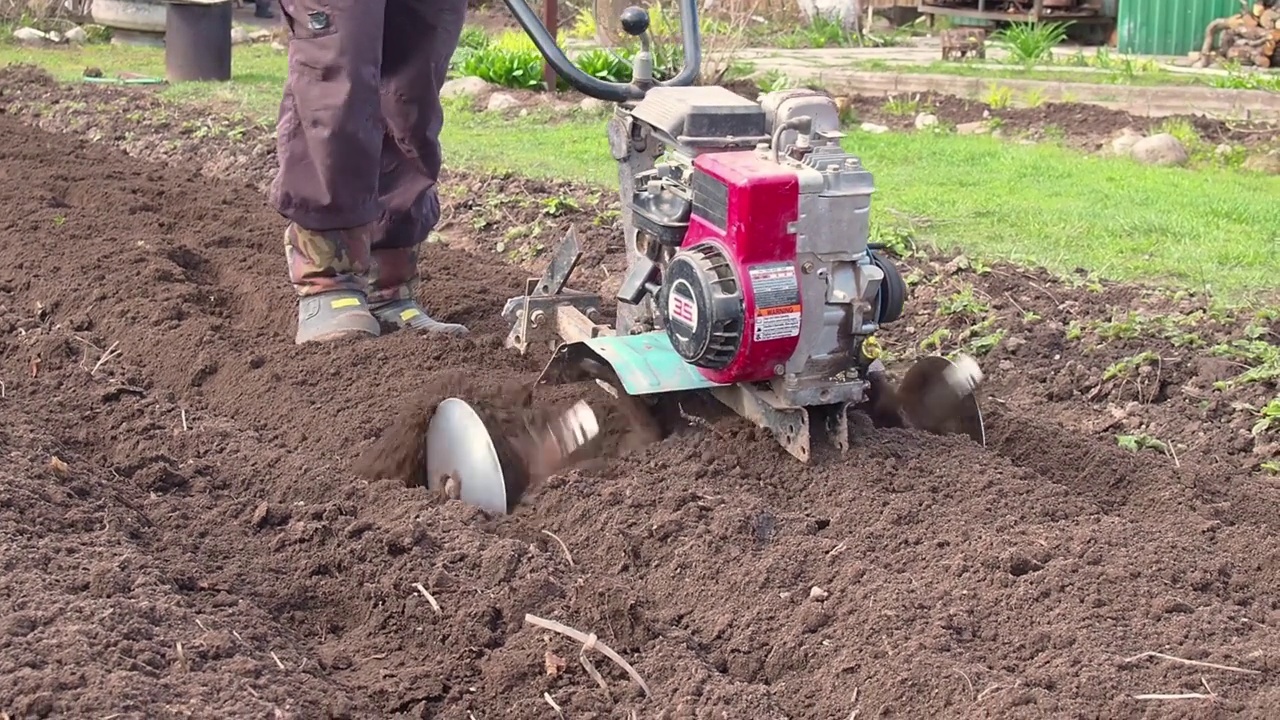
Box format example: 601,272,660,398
367,246,469,336
295,290,382,345
370,299,469,336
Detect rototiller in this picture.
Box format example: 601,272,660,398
424,0,986,513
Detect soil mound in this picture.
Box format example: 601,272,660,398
1,68,1278,719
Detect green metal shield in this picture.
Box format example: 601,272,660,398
539,331,726,396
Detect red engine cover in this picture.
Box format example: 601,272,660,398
682,150,801,384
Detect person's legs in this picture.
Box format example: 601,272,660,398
365,0,469,336
271,0,387,344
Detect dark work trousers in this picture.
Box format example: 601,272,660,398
269,0,466,302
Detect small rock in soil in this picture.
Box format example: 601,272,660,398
860,122,889,134
956,120,989,135
441,76,496,99
1130,133,1189,167
64,27,87,45
809,586,829,602
230,27,252,45
487,93,522,112
1109,128,1143,157
914,112,939,130
12,27,49,44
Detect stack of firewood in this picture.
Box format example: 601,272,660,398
1200,1,1280,68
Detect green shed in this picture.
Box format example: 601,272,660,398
1116,0,1241,56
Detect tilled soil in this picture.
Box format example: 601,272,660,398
839,90,1280,152
1,67,1279,719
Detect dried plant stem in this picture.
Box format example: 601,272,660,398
413,583,442,614
1122,651,1261,675
541,529,575,566
525,613,651,696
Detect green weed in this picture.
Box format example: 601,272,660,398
1209,339,1280,389
1102,351,1159,382
990,21,1072,66
984,83,1014,109
1116,433,1168,454
882,94,922,116
920,328,951,353
1251,397,1280,435
755,69,796,94
937,285,990,318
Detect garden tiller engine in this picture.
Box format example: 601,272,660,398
424,0,986,514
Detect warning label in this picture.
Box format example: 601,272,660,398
754,304,801,342
749,263,801,341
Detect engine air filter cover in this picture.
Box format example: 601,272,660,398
661,243,745,369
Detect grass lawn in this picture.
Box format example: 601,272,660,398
2,40,1279,305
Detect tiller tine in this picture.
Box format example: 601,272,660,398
868,354,986,446
422,397,602,515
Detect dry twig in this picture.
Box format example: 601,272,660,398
845,686,861,719
1122,651,1261,675
579,652,612,699
541,529,575,566
525,613,651,696
90,341,121,376
270,651,286,670
413,582,443,614
1134,692,1214,700
542,692,564,717
954,668,975,699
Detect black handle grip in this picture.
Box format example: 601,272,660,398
499,0,703,102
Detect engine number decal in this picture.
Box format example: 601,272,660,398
748,263,800,309
668,279,699,331
749,263,801,341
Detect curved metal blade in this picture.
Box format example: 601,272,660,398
897,354,986,446
425,397,510,514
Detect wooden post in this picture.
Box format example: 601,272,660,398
543,0,559,92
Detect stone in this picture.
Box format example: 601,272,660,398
1215,143,1235,156
230,27,252,45
1130,133,1189,167
809,586,830,602
63,26,88,45
579,97,609,114
1109,128,1143,157
486,93,522,112
914,112,939,130
12,27,49,44
956,120,990,135
249,29,273,42
859,122,890,134
441,76,497,99
46,31,63,43
1243,152,1280,175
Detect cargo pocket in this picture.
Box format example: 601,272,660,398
278,0,339,40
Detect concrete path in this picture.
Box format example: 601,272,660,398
723,44,1280,119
